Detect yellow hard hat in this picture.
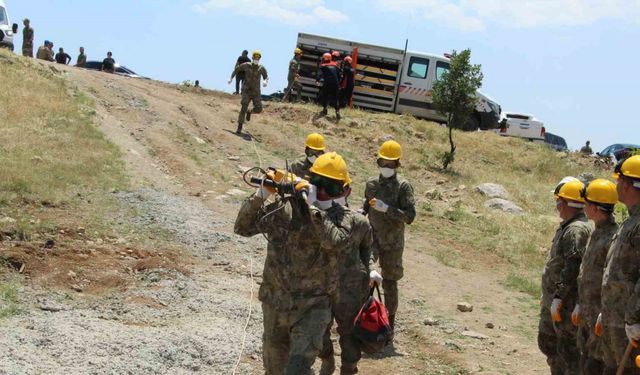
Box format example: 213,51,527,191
252,50,262,59
294,48,303,55
309,152,352,185
378,140,402,161
582,179,618,205
555,180,586,204
305,133,326,151
613,155,640,180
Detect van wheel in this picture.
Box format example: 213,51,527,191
463,116,480,131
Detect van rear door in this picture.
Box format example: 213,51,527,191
396,53,443,120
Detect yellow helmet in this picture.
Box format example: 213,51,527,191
555,180,586,204
305,133,326,151
613,155,640,180
582,178,618,205
309,152,352,185
294,48,303,55
252,50,262,59
378,140,402,161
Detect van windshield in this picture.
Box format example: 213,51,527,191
0,7,7,25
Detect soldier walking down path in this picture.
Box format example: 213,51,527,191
228,50,268,135
539,177,592,375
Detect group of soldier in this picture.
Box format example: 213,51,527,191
540,155,640,375
234,133,416,375
228,48,356,135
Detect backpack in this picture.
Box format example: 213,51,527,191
353,285,393,354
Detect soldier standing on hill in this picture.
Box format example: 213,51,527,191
581,141,593,155
22,18,34,58
76,47,86,68
599,156,640,375
572,179,618,375
362,140,416,337
36,40,54,62
539,177,592,375
283,48,303,103
228,50,268,135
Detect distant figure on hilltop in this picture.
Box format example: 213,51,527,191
580,141,593,155
55,47,71,65
101,51,115,73
36,40,54,62
22,18,34,57
228,50,268,135
233,50,251,95
76,47,86,68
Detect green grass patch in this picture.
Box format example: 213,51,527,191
504,273,541,297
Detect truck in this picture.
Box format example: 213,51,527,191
294,33,501,130
497,111,546,142
0,0,18,51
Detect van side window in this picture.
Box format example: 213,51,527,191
407,57,430,79
436,61,450,81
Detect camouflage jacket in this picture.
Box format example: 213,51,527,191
36,46,53,61
577,216,618,323
289,156,312,180
76,53,87,67
287,58,300,82
234,194,354,311
22,27,34,47
601,204,640,327
362,174,416,248
541,213,592,308
231,62,268,95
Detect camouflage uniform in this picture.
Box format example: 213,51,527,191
318,205,372,375
285,57,302,102
539,213,592,375
363,174,416,326
230,62,268,128
290,156,313,180
577,216,618,374
234,194,353,375
76,53,87,68
22,26,34,57
36,45,53,62
600,204,640,373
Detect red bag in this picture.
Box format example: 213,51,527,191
353,285,393,354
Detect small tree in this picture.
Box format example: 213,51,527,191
432,49,483,169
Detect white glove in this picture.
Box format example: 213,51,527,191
306,185,318,206
227,79,232,85
625,323,640,341
369,270,383,285
263,80,268,87
256,187,273,200
550,298,562,322
369,198,389,213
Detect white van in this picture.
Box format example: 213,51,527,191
0,0,18,51
497,112,546,141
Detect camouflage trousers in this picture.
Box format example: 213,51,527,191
285,78,302,102
238,92,262,125
22,45,33,57
538,304,580,375
601,323,640,374
262,298,332,375
319,276,369,375
577,321,605,375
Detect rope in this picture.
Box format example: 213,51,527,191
231,132,262,375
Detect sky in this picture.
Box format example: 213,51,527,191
5,0,640,151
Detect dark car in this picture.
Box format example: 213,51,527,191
544,132,568,151
82,60,141,78
597,144,640,161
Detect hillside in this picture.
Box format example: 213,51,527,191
0,49,610,374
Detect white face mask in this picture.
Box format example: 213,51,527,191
313,196,347,210
307,155,318,164
379,167,396,178
252,58,260,64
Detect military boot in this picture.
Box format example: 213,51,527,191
320,108,328,116
319,356,336,375
336,111,341,122
235,123,243,135
246,110,252,122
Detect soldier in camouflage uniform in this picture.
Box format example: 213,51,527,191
284,48,303,103
571,179,619,375
362,140,416,332
36,40,54,62
290,133,326,179
22,19,34,58
228,50,268,135
600,156,640,374
539,178,592,375
235,152,358,375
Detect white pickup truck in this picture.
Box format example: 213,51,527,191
294,32,502,130
0,0,18,51
497,112,546,142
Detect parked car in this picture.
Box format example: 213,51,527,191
82,60,142,78
497,112,546,141
597,144,640,161
0,0,18,51
544,132,568,151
